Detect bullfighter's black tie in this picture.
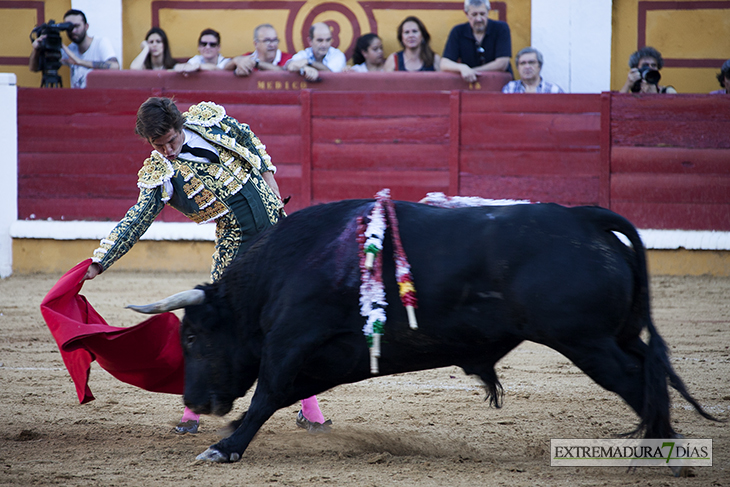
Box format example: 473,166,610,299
182,143,220,164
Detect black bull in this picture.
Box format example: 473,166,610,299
131,199,715,463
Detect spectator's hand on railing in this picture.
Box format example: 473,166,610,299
299,65,320,81
174,62,201,74
233,56,256,77
459,65,478,83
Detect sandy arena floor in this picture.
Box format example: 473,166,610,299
0,271,728,486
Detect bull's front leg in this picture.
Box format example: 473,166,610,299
196,363,307,463
196,395,278,463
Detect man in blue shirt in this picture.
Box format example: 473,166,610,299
440,0,512,83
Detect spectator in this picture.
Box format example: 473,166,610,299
286,23,347,81
226,24,292,77
440,0,512,83
347,34,385,72
29,9,119,88
502,47,564,93
83,97,331,435
130,27,177,70
383,16,440,72
619,46,676,94
174,28,230,72
710,59,730,94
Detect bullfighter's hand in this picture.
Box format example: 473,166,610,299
82,263,102,282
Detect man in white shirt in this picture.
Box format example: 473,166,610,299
29,9,119,88
286,23,346,81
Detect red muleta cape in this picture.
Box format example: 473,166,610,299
40,259,185,404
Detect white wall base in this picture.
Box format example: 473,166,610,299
0,73,17,278
10,220,730,251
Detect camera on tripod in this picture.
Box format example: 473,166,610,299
631,66,661,93
30,20,74,88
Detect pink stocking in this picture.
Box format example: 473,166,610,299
180,406,200,423
300,395,325,423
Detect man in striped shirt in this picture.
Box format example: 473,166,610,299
502,47,564,94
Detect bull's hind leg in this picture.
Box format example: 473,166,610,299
547,337,673,437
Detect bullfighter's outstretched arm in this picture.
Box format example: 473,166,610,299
90,187,165,274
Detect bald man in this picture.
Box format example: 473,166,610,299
286,22,346,80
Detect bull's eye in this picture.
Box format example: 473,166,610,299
185,334,196,348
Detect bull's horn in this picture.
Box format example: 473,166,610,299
126,289,206,314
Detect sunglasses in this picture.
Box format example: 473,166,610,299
476,44,486,65
199,41,219,47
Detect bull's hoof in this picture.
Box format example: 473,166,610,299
196,447,241,463
670,465,695,478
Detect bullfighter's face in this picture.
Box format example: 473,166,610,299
149,128,184,160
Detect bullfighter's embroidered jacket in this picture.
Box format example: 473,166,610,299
92,102,282,279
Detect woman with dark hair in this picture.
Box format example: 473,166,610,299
711,59,730,94
130,27,177,70
384,16,440,72
348,33,385,72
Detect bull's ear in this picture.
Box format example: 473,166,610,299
126,289,206,314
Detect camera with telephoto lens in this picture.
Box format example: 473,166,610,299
30,20,74,88
631,66,661,92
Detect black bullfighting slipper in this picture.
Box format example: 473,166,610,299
295,410,332,434
174,419,199,435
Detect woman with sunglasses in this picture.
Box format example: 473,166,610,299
175,28,231,72
384,16,440,72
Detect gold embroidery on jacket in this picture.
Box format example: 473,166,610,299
137,151,174,189
184,102,226,127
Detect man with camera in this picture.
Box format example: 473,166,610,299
618,46,676,94
29,9,119,88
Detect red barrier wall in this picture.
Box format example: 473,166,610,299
16,78,730,231
609,95,730,230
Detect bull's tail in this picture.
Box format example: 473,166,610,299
639,318,720,438
586,206,720,437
